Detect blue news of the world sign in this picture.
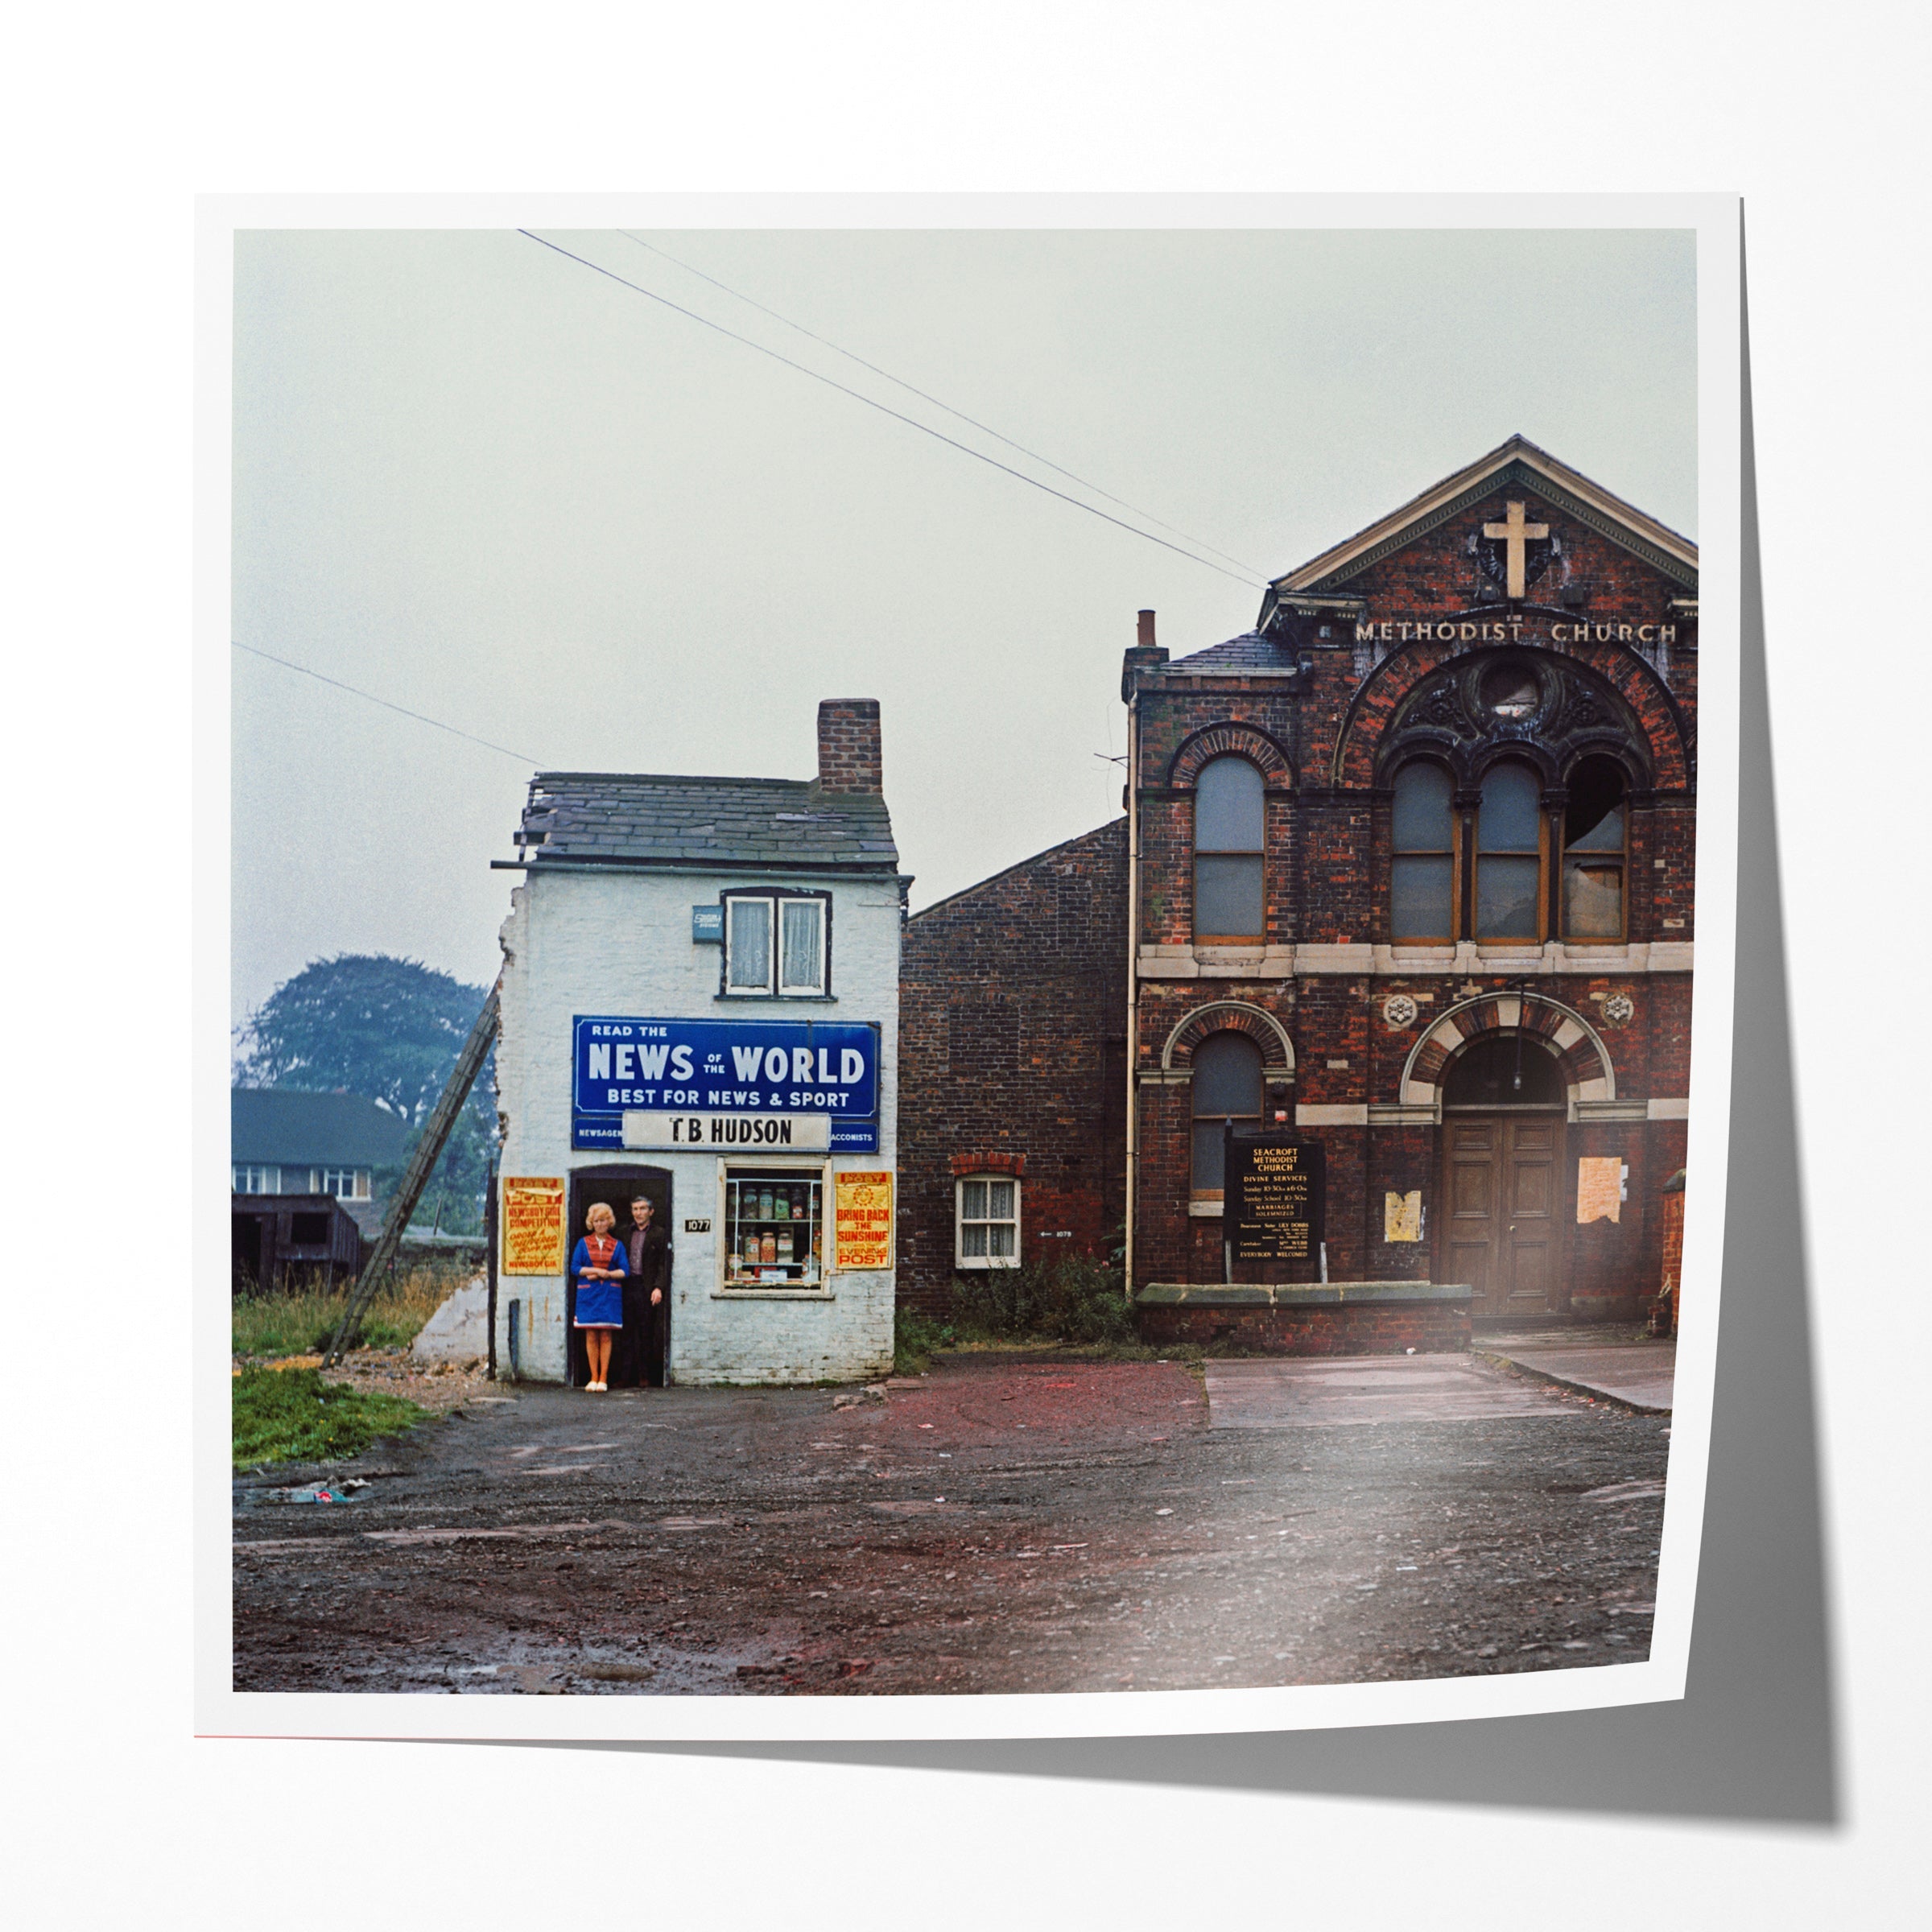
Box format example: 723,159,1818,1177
571,1014,881,1152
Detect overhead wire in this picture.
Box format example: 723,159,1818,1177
617,229,1267,580
517,229,1266,591
233,641,544,766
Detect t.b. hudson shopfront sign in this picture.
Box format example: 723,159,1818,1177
571,1014,881,1154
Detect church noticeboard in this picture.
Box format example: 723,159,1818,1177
501,1176,567,1275
1226,1131,1325,1264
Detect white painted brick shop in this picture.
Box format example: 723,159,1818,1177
489,700,905,1386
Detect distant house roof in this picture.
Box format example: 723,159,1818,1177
507,773,900,873
231,1089,411,1167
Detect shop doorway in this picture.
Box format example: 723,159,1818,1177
567,1164,672,1389
1439,1034,1567,1320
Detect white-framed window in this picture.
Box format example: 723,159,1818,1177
313,1167,371,1200
956,1175,1020,1269
722,891,828,997
233,1165,281,1195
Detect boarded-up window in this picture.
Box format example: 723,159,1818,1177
1563,757,1627,940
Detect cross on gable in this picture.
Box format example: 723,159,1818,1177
1482,498,1550,600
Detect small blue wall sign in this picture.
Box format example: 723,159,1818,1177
691,905,724,943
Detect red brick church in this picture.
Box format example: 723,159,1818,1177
898,436,1695,1346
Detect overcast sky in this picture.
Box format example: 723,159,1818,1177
230,224,1696,1024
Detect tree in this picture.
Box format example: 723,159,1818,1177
235,954,497,1234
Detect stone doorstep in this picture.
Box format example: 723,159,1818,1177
1133,1281,1473,1308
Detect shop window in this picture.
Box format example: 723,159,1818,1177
313,1166,370,1200
956,1176,1020,1268
723,892,828,997
1563,756,1627,940
1390,761,1455,942
724,1166,825,1285
1475,761,1544,941
1193,755,1265,943
1191,1030,1263,1199
232,1165,280,1194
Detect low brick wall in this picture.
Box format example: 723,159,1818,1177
1132,1282,1472,1356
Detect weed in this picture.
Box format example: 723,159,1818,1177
893,1305,956,1376
232,1368,428,1470
231,1260,470,1360
949,1254,1137,1348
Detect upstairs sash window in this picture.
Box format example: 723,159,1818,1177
1475,762,1544,941
1193,756,1265,943
1391,762,1455,942
724,892,829,997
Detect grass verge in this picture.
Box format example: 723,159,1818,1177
232,1261,467,1359
233,1367,429,1471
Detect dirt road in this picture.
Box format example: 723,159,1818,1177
232,1352,1666,1695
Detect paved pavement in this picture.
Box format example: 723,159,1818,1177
1204,1353,1571,1429
1476,1324,1676,1413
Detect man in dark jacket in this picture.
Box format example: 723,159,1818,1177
621,1194,670,1386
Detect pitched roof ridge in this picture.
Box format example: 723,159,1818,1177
1269,434,1697,598
907,817,1125,925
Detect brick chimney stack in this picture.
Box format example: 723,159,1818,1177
815,698,883,794
1121,609,1168,700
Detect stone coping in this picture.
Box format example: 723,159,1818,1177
1133,1281,1473,1308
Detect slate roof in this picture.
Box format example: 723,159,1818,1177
1163,630,1297,674
514,773,900,871
231,1089,411,1167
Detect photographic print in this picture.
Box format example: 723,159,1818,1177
207,200,1738,1740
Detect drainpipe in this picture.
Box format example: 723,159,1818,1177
1124,671,1141,1302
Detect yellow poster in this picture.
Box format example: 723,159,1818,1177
1384,1190,1423,1242
834,1169,894,1272
502,1175,567,1274
1576,1156,1623,1225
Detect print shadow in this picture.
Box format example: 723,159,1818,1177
532,221,1840,1826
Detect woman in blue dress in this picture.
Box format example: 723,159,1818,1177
570,1201,627,1391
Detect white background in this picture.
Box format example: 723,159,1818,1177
6,4,1926,1926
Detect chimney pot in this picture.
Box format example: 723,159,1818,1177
1137,609,1157,649
815,698,882,795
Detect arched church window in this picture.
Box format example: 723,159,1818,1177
1193,756,1265,943
1191,1030,1263,1199
1475,762,1544,941
1390,761,1455,942
1562,756,1627,940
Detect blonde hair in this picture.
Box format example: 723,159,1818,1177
585,1202,616,1232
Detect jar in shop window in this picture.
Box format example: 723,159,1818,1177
761,1230,777,1264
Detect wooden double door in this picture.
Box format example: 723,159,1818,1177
1443,1113,1565,1319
